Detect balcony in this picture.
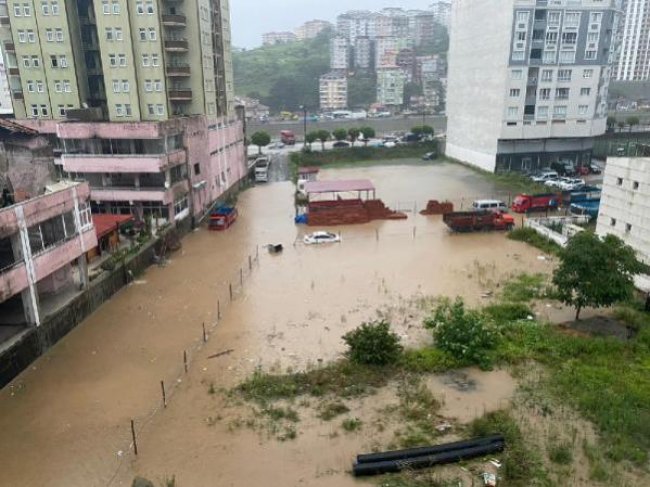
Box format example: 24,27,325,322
90,181,188,205
4,42,14,52
61,150,186,174
0,17,9,26
12,90,23,100
8,67,19,76
162,14,186,27
164,39,189,51
166,64,191,77
168,89,192,101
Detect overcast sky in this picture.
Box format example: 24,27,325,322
230,0,434,49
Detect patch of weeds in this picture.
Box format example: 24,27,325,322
483,302,534,323
583,440,613,482
400,348,462,373
162,476,176,487
469,410,550,486
501,273,546,303
261,406,299,422
278,425,297,441
318,401,350,421
508,227,561,256
612,306,650,333
207,383,216,395
379,471,464,487
397,376,440,423
342,417,362,432
548,441,573,465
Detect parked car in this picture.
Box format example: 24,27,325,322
589,162,602,174
422,152,437,161
303,231,341,245
557,178,586,191
401,133,422,143
472,199,508,212
544,177,570,189
383,141,397,148
333,141,350,148
531,171,559,183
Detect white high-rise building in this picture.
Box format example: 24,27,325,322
430,0,452,29
377,67,406,107
446,0,621,173
330,36,349,70
615,0,650,80
354,37,373,70
320,72,348,110
0,49,12,114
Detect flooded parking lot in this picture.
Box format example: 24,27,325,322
0,161,554,487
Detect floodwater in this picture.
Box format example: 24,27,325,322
0,161,553,487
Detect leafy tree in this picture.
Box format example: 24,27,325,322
626,116,640,132
342,320,403,366
617,120,626,131
552,232,642,320
332,128,348,142
316,130,330,150
348,128,360,146
250,131,271,154
359,127,376,145
421,125,434,135
305,131,319,150
607,115,617,131
348,74,377,108
403,82,423,108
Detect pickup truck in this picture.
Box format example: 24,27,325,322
511,193,560,213
443,210,515,232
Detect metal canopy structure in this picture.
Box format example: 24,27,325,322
304,179,376,201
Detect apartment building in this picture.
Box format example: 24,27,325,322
0,50,11,114
597,155,650,264
447,0,621,173
0,0,245,224
330,36,349,70
0,181,97,327
319,71,348,110
377,67,406,107
262,31,297,46
430,0,452,29
408,10,436,46
615,0,650,80
353,36,372,70
295,20,332,40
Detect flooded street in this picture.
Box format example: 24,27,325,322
0,161,553,487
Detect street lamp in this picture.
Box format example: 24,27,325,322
300,105,307,150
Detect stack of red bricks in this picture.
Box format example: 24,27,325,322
364,200,408,221
420,200,454,215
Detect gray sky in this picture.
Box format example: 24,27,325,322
230,0,434,49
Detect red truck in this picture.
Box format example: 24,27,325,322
280,130,296,145
511,193,560,213
443,210,515,232
208,206,238,231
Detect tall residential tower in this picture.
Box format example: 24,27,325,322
446,0,621,173
0,0,244,223
615,0,650,80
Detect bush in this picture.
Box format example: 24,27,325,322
425,298,498,369
508,227,561,255
483,303,533,323
342,320,403,366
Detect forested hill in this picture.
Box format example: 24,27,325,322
233,30,332,112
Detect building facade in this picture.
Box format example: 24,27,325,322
377,67,406,107
447,0,621,173
319,71,348,110
596,156,650,264
262,31,297,46
353,36,372,70
295,20,332,40
330,36,349,70
0,48,12,114
0,181,97,327
0,0,245,224
615,0,650,80
430,0,452,29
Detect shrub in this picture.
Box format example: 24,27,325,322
483,302,533,323
342,320,403,366
342,417,362,432
425,298,498,369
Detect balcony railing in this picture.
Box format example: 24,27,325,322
4,42,14,52
12,90,23,100
8,67,19,76
166,64,191,76
164,39,189,51
168,89,192,101
162,14,186,27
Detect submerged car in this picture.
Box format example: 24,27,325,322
303,231,341,245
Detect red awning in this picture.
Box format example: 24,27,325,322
304,179,375,195
92,214,134,239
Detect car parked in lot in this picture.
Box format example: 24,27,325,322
303,231,341,245
557,178,586,191
333,141,350,148
531,171,559,183
589,162,602,174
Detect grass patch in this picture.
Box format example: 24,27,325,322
508,227,562,256
500,273,546,303
548,441,574,465
483,302,534,322
342,417,363,432
400,347,463,373
261,406,300,422
377,474,463,487
317,401,350,421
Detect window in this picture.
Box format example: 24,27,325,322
543,50,556,64
585,50,597,60
633,181,639,190
151,54,159,66
516,31,526,42
63,80,71,92
46,29,54,42
31,55,40,67
142,54,150,67
122,80,129,92
18,31,26,43
115,28,123,41
125,104,132,116
58,105,66,117
587,32,599,43
118,54,126,66
136,1,144,14
41,1,49,15
50,55,58,67
146,0,154,14
530,48,542,60
539,88,551,100
590,12,602,24
148,28,157,40
51,0,59,14
548,11,561,25
109,54,117,67
546,31,558,43
194,163,201,175
553,106,567,119
533,29,544,41
27,80,35,92
116,104,124,117
507,106,519,118
578,105,589,115
559,51,575,63
139,28,147,41
147,103,155,115
156,104,164,115
14,4,22,16
102,0,110,14
558,69,572,81
144,79,152,92
105,28,114,41
564,12,580,26
626,223,632,233
555,88,569,99
30,104,39,117
40,104,48,116
537,106,549,119
112,79,120,92
51,29,60,43
580,87,591,96
516,11,529,24
583,69,593,79
22,56,30,68
561,32,577,45
511,69,523,80
27,30,36,43
610,218,616,226
509,88,520,97
154,79,162,92
36,80,43,92
59,55,67,67
112,1,120,14
617,178,623,186
512,51,525,61
23,2,31,16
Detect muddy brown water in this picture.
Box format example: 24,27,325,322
0,162,554,487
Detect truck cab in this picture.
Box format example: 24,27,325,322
280,130,296,145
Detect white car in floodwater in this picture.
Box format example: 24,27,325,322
303,231,341,245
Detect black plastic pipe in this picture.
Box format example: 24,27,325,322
356,434,505,464
352,441,505,477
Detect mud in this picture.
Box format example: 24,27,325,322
0,162,553,487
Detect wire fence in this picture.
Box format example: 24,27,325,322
105,246,261,486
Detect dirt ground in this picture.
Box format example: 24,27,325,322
0,162,566,487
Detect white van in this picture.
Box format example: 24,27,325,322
472,199,508,212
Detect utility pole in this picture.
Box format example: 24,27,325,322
301,105,307,150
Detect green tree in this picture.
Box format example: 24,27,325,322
342,320,403,366
359,126,376,146
607,115,617,131
552,232,642,320
626,116,640,132
348,75,377,108
316,130,330,150
617,120,626,131
305,131,319,150
421,125,434,135
250,131,271,154
411,126,425,136
332,128,348,142
348,128,360,146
